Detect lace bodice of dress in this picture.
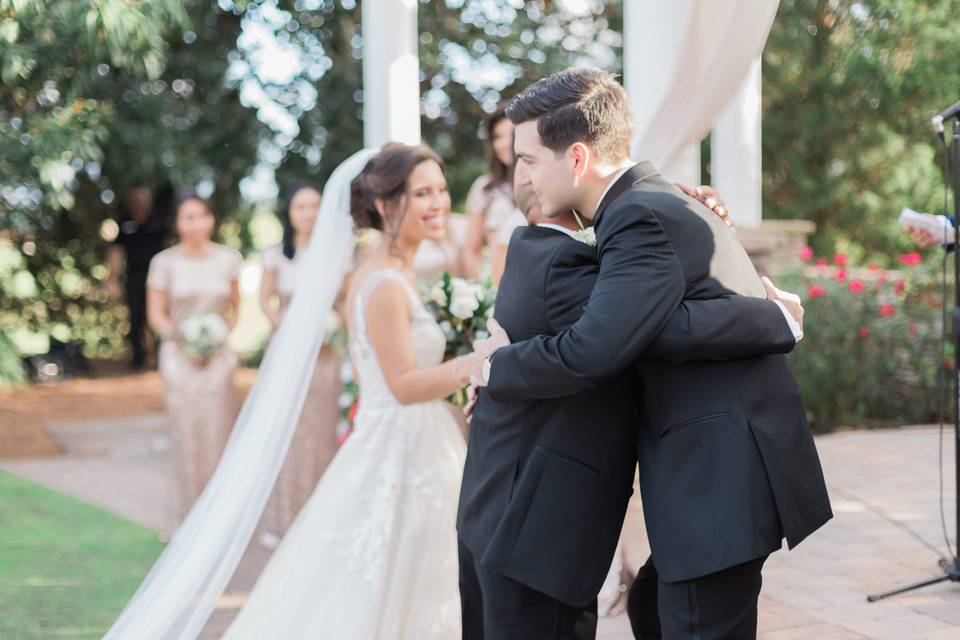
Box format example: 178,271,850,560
351,269,446,409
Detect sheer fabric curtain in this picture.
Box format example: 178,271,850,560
624,0,779,172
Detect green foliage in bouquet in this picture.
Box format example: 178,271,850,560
781,248,949,432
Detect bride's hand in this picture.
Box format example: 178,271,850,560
453,352,484,388
474,319,510,359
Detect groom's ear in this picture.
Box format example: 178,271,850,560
569,142,592,182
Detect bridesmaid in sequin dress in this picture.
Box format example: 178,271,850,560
146,194,242,523
258,183,344,546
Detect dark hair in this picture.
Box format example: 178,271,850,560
350,143,444,231
279,182,322,260
505,68,634,161
483,105,514,190
174,190,215,218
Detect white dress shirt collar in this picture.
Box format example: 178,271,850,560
593,166,633,215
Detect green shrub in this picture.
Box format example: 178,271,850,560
782,249,949,432
0,332,26,387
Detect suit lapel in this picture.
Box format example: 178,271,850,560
593,161,660,232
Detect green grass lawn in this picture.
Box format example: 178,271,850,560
0,470,164,639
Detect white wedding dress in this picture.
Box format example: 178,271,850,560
224,269,465,639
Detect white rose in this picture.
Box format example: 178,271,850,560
474,330,490,340
427,283,448,307
325,310,342,334
204,316,228,344
339,360,354,384
450,294,480,320
439,320,456,341
180,316,202,343
449,279,480,319
338,392,354,409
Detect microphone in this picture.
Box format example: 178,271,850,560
931,99,960,135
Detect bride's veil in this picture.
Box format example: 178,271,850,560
104,148,381,639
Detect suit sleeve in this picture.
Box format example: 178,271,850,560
487,203,685,402
645,297,797,364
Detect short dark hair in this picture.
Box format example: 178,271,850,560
350,143,444,231
505,68,634,161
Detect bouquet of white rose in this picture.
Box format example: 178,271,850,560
179,313,229,361
423,273,495,406
425,272,496,360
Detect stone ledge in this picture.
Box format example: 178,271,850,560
736,219,817,275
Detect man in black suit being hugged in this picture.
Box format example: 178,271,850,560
471,68,833,639
458,175,812,638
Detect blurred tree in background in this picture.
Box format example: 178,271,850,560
763,0,960,264
0,0,271,362
0,0,621,364
234,0,621,203
9,0,956,387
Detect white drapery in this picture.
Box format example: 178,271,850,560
624,0,780,182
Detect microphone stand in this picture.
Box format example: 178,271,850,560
866,118,960,601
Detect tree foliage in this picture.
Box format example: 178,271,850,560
1,0,266,359
763,0,960,263
1,0,621,360
235,0,621,203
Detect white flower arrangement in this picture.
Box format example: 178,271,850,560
572,210,597,247
572,227,597,247
423,273,496,357
179,313,229,360
422,272,496,407
322,310,343,347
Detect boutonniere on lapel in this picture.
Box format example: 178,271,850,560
571,211,597,247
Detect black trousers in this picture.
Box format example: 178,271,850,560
627,554,767,640
125,271,149,367
459,538,598,640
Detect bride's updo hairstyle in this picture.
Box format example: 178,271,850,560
350,143,444,233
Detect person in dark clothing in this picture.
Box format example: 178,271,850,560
106,184,171,368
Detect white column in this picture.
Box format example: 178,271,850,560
711,58,762,227
361,0,421,147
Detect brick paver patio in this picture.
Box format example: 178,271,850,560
2,417,957,639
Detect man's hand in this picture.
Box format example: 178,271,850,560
761,276,804,333
470,319,511,387
676,183,734,229
907,226,942,249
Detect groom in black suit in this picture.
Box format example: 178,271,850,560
458,182,807,639
472,69,832,639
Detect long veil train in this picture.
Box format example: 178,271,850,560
104,148,380,640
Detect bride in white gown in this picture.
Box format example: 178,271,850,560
224,143,480,639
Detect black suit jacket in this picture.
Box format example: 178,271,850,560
461,224,801,606
486,164,833,585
